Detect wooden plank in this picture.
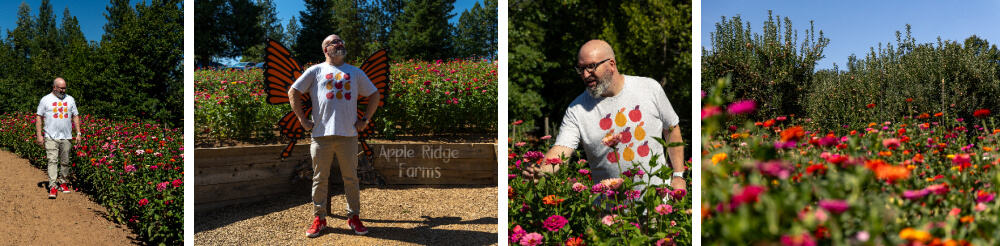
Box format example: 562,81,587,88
194,161,300,186
369,143,496,161
195,177,298,204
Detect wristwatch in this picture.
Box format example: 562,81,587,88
360,116,368,122
672,171,684,178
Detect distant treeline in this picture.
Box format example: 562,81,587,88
195,0,498,65
0,0,183,127
703,11,1000,130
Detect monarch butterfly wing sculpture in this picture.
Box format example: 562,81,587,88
356,49,390,163
264,38,309,158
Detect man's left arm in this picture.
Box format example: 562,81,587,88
664,125,685,189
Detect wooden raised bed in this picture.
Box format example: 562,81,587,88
195,142,497,213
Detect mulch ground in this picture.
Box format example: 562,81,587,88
0,150,138,245
194,184,498,245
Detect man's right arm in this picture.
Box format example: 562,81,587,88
35,115,43,145
288,88,312,130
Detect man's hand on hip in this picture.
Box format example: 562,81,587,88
355,120,368,132
300,119,314,131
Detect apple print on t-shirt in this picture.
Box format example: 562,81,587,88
323,71,353,101
601,104,649,163
50,101,70,119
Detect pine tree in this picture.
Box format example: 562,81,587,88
294,0,336,63
389,0,456,60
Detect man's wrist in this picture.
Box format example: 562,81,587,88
672,171,684,178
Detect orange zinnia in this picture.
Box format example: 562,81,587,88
874,164,910,182
780,126,805,142
542,195,565,205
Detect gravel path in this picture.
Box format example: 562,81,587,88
195,185,498,245
0,150,137,245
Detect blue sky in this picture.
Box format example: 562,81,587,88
275,0,483,27
0,0,142,42
702,0,1000,70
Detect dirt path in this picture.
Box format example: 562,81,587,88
195,185,498,245
0,150,137,245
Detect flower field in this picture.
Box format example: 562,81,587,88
195,58,497,144
702,79,1000,245
0,112,183,245
507,122,692,245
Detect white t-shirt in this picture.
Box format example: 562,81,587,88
553,75,680,185
291,62,377,137
36,93,79,140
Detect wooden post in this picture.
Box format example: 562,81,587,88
544,117,549,137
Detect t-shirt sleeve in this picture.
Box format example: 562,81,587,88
36,98,45,116
651,79,680,128
291,66,316,93
70,98,79,116
553,108,582,150
356,67,377,97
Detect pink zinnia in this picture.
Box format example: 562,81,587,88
509,225,526,243
138,198,150,207
156,181,169,192
702,105,721,119
571,182,586,192
902,189,929,200
655,204,673,215
542,215,568,232
578,169,590,175
519,232,543,246
780,232,816,246
601,215,618,226
727,100,756,115
672,188,687,200
590,184,605,194
757,160,792,179
172,179,183,188
882,138,900,149
818,199,849,214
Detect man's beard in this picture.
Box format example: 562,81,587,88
329,47,347,57
586,70,613,98
55,91,66,100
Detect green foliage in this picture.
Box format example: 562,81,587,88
805,27,1000,130
509,0,692,149
0,0,182,127
702,10,829,119
389,0,457,60
194,0,265,64
453,0,498,58
293,0,336,64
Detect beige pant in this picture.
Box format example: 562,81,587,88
310,135,360,218
44,138,72,188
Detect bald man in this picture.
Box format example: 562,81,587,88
35,77,82,199
290,34,381,237
525,40,687,191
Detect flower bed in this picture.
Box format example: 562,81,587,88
194,58,497,144
507,122,692,245
0,112,183,245
702,78,1000,245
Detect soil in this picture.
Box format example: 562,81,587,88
194,185,498,245
0,150,138,245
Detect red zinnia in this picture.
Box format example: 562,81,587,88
974,109,991,118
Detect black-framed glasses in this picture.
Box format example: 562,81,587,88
574,58,611,74
326,39,345,48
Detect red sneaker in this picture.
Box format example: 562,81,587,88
347,215,368,235
305,216,326,238
48,187,57,199
60,184,71,193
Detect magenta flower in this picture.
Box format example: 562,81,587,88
672,188,687,200
818,199,850,214
727,100,756,115
542,215,568,232
730,185,765,208
780,232,816,246
156,181,169,192
522,151,544,162
590,183,605,194
757,160,792,179
578,169,590,175
138,198,150,207
902,189,929,200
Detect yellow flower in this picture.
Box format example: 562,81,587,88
711,153,728,165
